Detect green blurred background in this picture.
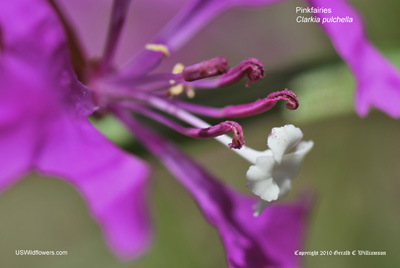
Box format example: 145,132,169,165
1,0,400,267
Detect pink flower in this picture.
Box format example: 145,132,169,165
0,0,313,266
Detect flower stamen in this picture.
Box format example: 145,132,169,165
222,58,265,87
182,56,230,82
167,84,185,97
121,103,245,149
266,89,299,110
185,58,266,89
171,89,299,118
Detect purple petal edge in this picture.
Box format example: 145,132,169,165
306,0,400,118
35,115,153,258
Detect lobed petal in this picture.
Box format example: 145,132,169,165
246,156,280,202
35,115,152,258
0,119,37,191
268,124,303,164
274,141,314,184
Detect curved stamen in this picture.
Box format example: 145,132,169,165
173,89,299,118
182,56,230,82
266,89,299,110
221,58,265,87
110,58,264,95
115,93,268,161
121,103,245,149
104,86,298,120
186,58,265,89
119,98,267,164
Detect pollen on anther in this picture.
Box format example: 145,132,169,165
145,43,170,57
167,84,184,97
167,63,195,97
186,86,195,99
172,63,185,74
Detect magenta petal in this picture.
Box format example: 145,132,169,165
34,115,152,258
0,0,91,185
306,0,400,118
121,116,311,268
0,0,152,258
0,119,36,191
0,0,94,117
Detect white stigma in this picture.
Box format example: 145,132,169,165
246,124,313,216
141,98,313,217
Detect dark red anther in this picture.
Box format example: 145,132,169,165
194,120,245,149
197,58,265,88
182,56,230,82
242,58,265,87
228,58,265,87
266,89,299,110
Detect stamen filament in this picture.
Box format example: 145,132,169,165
100,0,132,73
172,89,299,118
182,56,230,82
122,103,245,149
189,58,265,88
128,93,267,162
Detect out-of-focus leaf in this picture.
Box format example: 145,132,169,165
90,115,132,146
284,64,355,123
284,49,400,123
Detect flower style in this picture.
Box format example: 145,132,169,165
0,0,311,265
246,125,313,216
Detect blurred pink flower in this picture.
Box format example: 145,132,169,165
305,0,400,118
